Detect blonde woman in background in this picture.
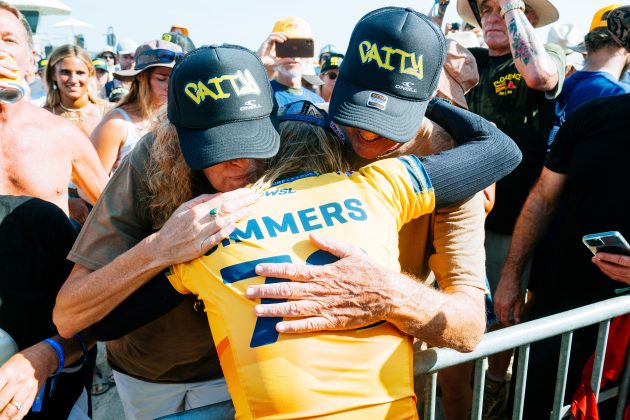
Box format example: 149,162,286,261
90,39,182,174
44,44,109,137
43,44,108,227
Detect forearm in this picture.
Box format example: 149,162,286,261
54,234,168,338
502,187,557,279
504,6,558,91
421,100,522,207
72,167,107,205
387,273,485,352
9,331,94,384
89,271,185,341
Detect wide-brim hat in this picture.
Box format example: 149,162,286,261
168,45,280,170
114,39,182,80
457,0,559,28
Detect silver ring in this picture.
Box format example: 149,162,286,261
9,401,22,411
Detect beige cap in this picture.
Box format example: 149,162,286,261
436,39,479,110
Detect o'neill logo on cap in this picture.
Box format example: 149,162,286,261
184,69,261,105
240,99,262,111
367,92,388,110
395,81,417,93
358,40,424,80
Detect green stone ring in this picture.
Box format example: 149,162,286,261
209,208,218,216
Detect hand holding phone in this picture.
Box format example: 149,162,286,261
582,231,630,256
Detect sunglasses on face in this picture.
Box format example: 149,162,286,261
136,49,184,70
102,54,115,60
321,71,338,80
278,100,345,143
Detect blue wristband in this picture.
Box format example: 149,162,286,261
42,338,64,377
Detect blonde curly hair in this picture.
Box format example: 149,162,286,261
144,110,193,229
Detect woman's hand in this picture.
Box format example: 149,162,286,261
152,188,260,266
0,344,55,420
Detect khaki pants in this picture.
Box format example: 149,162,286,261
112,370,231,420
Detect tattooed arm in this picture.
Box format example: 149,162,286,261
502,1,560,92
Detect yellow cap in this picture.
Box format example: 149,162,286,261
589,4,623,32
170,24,189,36
272,16,312,38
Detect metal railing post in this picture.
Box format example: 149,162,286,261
423,371,437,420
591,321,611,402
471,357,488,420
512,344,530,420
551,332,573,419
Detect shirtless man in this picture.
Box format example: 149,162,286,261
0,3,107,215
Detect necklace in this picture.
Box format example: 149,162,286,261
59,102,91,121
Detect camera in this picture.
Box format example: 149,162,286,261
585,238,605,247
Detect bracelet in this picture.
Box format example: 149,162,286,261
500,0,525,18
61,333,88,374
42,338,65,377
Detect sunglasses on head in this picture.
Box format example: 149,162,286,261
136,49,185,70
321,71,337,80
278,100,345,143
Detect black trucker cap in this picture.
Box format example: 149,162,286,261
168,45,280,170
329,7,446,143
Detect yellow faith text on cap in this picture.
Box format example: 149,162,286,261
184,69,261,105
358,41,424,81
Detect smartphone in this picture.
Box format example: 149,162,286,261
275,39,314,58
582,231,630,256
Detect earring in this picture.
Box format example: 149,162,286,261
53,82,57,91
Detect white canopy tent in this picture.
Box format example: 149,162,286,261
6,0,71,15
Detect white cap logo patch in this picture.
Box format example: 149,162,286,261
366,92,388,110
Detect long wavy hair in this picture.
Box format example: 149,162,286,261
257,120,348,187
145,110,193,228
44,44,102,109
116,70,154,118
145,114,348,229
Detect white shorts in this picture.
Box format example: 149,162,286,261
112,370,230,420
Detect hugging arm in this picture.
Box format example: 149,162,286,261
420,99,522,208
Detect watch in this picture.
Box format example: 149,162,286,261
500,0,526,18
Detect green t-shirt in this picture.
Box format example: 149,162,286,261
465,44,565,234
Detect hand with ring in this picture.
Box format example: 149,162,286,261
0,343,53,419
151,188,259,266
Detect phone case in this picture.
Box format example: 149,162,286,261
582,231,630,256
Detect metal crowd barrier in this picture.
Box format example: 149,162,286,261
415,295,630,420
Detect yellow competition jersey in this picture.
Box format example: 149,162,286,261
167,156,435,419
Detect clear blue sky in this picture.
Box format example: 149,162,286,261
29,0,626,55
